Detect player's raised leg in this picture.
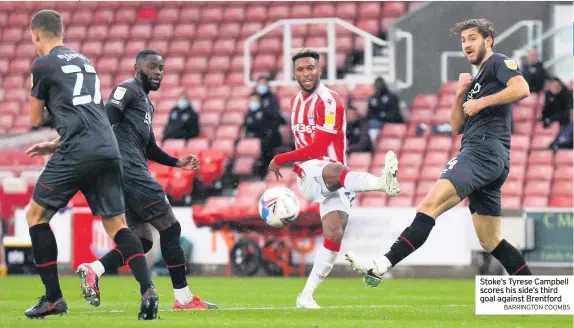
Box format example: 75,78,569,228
322,151,400,196
298,209,348,309
345,178,459,287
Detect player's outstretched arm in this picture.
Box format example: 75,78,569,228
451,73,472,134
273,128,335,166
146,131,179,167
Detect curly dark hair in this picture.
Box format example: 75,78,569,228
291,48,320,63
30,10,63,37
451,18,496,47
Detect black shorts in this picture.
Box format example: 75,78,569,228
33,157,125,217
439,148,509,216
123,165,170,229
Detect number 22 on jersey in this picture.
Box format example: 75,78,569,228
61,64,102,106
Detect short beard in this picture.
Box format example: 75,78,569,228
471,43,487,65
138,71,160,92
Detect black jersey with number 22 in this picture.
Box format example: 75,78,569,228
30,45,120,163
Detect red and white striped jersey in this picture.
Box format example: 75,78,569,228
290,84,347,165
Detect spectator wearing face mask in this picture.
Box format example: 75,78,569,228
366,77,404,129
162,91,200,142
345,105,373,153
521,48,549,93
255,75,285,129
540,77,573,130
243,93,284,176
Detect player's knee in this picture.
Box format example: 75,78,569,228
159,221,181,246
322,164,348,191
477,233,502,253
25,202,52,227
140,238,153,253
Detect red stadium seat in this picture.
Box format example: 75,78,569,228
221,112,245,125
501,180,523,197
107,24,130,40
361,195,387,207
409,109,434,124
186,138,210,152
202,99,226,113
191,40,213,55
94,9,115,23
416,180,435,196
215,125,240,141
530,135,555,149
549,196,573,208
510,135,530,151
196,23,219,40
402,137,427,152
552,180,573,197
246,5,268,21
424,151,449,165
2,27,23,42
507,165,526,183
204,73,225,86
528,150,554,166
513,122,533,136
347,152,372,170
169,170,195,201
382,1,407,16
224,6,245,21
512,105,535,122
438,94,456,107
173,23,196,39
158,8,180,22
555,150,573,165
103,41,124,56
427,136,453,152
411,94,438,109
387,195,413,207
232,156,257,175
502,196,522,209
509,150,527,166
214,39,236,56
148,161,172,178
522,196,548,208
524,180,551,197
201,8,224,22
420,165,443,180
377,137,402,154
358,2,381,18
236,138,261,158
116,8,137,23
533,121,561,136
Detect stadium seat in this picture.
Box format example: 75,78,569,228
148,161,172,178
361,195,387,207
186,138,210,152
528,150,554,166
552,180,573,197
512,105,535,122
424,151,449,165
549,196,573,208
215,125,240,140
501,180,523,197
236,138,261,158
409,109,434,124
402,137,427,152
411,94,438,109
427,136,452,152
555,150,573,165
200,112,221,127
501,196,522,209
530,135,555,149
246,5,267,21
387,195,413,207
510,135,530,151
522,196,548,208
524,180,551,197
157,8,180,22
347,152,372,170
513,121,533,136
232,156,257,176
382,1,407,16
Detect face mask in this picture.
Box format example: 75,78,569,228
249,101,260,111
178,99,189,109
256,85,268,95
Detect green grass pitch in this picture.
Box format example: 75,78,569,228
0,276,571,327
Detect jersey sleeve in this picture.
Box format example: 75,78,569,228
493,56,522,85
105,85,136,112
314,92,344,134
30,58,51,100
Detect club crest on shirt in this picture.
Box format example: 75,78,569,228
113,87,127,100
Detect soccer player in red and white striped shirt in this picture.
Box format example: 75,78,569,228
269,49,401,308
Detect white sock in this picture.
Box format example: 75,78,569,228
373,256,392,276
341,171,386,192
301,245,338,296
89,261,106,278
174,286,193,305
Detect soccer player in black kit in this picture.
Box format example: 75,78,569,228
23,10,159,319
346,19,533,286
76,50,217,310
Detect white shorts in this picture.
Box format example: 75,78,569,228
293,159,355,219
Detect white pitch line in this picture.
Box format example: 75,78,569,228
62,304,473,314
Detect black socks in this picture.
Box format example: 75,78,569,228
384,212,436,266
159,222,188,289
491,239,532,275
114,228,153,295
100,238,153,272
30,223,62,302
